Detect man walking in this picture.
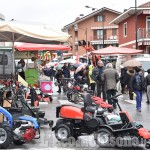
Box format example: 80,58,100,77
62,63,70,78
130,67,145,112
101,63,119,108
92,60,106,99
62,63,70,92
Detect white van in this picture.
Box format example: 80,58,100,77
115,54,150,76
134,57,150,77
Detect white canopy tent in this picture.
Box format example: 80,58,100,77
0,21,71,73
0,21,71,44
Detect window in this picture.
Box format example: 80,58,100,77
94,29,106,40
146,17,150,37
112,29,117,36
97,15,103,22
94,15,105,22
123,23,127,37
0,54,8,65
97,30,103,40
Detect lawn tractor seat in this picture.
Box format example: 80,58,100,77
83,93,105,115
83,93,105,128
119,111,134,128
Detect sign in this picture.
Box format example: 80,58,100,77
40,81,52,93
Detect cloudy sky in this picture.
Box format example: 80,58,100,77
0,0,149,30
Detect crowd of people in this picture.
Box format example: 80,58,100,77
43,60,150,113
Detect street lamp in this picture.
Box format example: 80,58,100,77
79,14,88,49
77,27,88,63
85,5,104,48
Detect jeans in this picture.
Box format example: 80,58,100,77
106,89,117,107
134,90,142,110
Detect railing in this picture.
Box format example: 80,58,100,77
91,35,118,41
138,28,150,39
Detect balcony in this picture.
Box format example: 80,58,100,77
91,35,118,40
138,28,150,39
90,35,118,45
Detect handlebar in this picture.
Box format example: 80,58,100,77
107,93,123,101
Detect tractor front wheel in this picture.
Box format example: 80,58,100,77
0,123,13,149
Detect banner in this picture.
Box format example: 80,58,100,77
25,69,38,85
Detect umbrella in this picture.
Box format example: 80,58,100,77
122,59,142,67
14,43,71,51
75,64,87,74
91,46,143,55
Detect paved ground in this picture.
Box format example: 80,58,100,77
10,75,150,149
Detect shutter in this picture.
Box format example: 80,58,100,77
103,15,105,22
94,15,97,22
93,30,97,40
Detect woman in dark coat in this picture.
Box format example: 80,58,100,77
120,68,128,94
55,68,63,93
126,70,135,100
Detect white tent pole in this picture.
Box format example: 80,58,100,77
12,33,15,75
27,51,29,69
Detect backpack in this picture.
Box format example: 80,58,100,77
134,74,142,90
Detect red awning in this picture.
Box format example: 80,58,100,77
14,43,71,51
91,46,143,55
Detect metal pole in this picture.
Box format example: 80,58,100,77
135,0,138,49
102,8,104,48
85,28,88,64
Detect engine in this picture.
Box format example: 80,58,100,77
13,120,37,141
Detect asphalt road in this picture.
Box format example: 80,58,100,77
10,76,150,150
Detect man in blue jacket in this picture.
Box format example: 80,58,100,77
130,67,145,112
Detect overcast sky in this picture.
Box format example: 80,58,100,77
0,0,149,30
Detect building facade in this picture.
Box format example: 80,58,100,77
111,1,150,54
62,8,121,55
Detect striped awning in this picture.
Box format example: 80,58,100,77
143,10,150,14
91,40,118,45
91,26,118,30
138,41,150,45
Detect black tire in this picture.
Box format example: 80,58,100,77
13,140,25,145
95,128,114,148
55,124,72,142
0,123,13,149
55,119,64,126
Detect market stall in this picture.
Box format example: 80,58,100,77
91,46,144,66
